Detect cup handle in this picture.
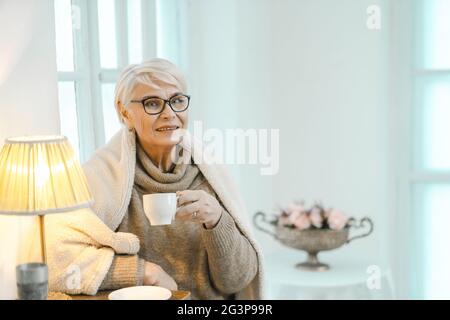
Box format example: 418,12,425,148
346,217,374,244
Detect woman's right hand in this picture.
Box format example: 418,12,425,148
143,261,178,291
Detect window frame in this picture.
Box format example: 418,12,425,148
393,0,450,299
411,0,450,299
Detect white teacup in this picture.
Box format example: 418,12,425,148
143,193,177,226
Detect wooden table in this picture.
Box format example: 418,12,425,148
69,290,191,300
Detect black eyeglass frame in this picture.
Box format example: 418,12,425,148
128,93,191,115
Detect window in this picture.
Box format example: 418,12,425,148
412,0,450,299
53,0,181,163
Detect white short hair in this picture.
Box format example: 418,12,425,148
114,58,187,123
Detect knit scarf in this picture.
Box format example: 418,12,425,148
133,141,201,194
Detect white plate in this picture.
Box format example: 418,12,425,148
108,286,172,300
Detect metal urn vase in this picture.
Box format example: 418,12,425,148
253,211,374,271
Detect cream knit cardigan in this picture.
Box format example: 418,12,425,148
47,128,264,299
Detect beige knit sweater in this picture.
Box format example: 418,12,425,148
46,128,264,299
98,141,258,299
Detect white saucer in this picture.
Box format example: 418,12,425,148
108,286,172,300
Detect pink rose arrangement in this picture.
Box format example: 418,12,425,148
277,202,350,231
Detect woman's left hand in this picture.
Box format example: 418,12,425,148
175,190,223,229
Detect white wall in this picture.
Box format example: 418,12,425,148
268,0,390,265
0,0,59,299
183,0,394,292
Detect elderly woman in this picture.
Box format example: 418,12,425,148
47,58,263,300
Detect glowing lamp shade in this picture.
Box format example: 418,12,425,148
0,135,93,262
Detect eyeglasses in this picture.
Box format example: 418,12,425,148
128,93,191,115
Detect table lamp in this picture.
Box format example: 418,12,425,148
0,135,93,263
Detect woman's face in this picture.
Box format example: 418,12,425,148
120,82,189,148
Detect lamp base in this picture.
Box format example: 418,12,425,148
39,215,47,264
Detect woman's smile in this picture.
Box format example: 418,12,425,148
155,125,180,132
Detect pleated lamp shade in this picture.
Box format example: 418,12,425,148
0,135,93,215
